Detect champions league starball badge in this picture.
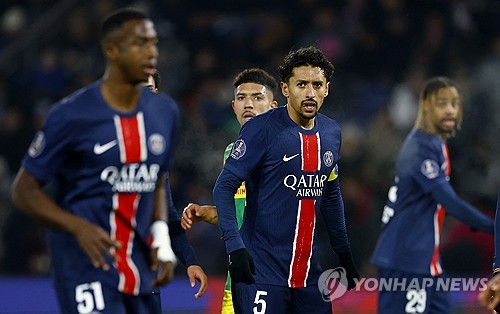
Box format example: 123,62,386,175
230,139,246,160
420,159,440,179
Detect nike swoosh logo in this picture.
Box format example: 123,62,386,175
93,140,117,155
283,153,299,162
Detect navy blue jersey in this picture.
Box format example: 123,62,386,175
22,81,179,295
371,129,494,275
215,105,351,288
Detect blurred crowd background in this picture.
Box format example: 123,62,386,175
0,0,499,284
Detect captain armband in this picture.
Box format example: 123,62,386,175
328,164,339,182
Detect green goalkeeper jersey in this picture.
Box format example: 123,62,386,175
223,142,246,290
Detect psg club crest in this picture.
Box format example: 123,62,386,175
148,133,165,155
323,151,334,167
28,131,46,157
420,159,439,179
230,139,246,160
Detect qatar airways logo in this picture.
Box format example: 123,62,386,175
283,174,328,197
100,163,160,193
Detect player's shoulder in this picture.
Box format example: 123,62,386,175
399,129,443,165
240,105,280,132
317,112,341,131
143,89,179,113
405,129,442,151
46,81,101,122
252,105,280,123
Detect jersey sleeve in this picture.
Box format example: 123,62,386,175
404,140,448,194
162,96,180,172
214,118,269,253
21,104,74,184
321,166,351,253
166,174,200,267
222,118,268,180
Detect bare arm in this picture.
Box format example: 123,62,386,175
181,203,218,229
11,168,118,270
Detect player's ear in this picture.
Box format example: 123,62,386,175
270,100,278,108
281,82,289,98
103,41,119,61
324,82,330,97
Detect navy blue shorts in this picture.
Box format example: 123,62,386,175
232,282,332,314
378,268,452,314
54,280,161,314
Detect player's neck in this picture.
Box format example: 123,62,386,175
101,77,141,113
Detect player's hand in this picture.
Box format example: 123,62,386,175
337,251,360,290
181,203,218,229
151,256,175,287
228,248,256,285
73,218,119,271
478,273,500,312
187,265,208,298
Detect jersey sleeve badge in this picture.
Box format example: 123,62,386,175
323,150,334,167
230,139,246,160
28,131,46,158
420,159,440,179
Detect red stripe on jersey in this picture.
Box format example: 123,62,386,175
430,144,450,275
300,133,320,172
114,113,147,163
289,199,316,288
430,205,445,276
112,193,141,295
442,144,451,177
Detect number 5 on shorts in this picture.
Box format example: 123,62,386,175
253,290,268,314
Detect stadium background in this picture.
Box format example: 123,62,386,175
0,0,499,312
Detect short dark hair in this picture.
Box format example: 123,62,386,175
100,8,148,43
233,68,278,97
278,46,335,83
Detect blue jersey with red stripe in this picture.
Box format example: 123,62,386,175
21,81,179,295
370,129,452,276
215,105,351,288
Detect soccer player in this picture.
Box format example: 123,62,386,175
213,46,360,313
478,190,500,312
180,68,278,313
370,77,494,313
11,9,204,314
143,73,208,299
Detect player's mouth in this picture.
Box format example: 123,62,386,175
143,65,157,76
242,111,255,119
442,118,455,129
302,100,317,113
